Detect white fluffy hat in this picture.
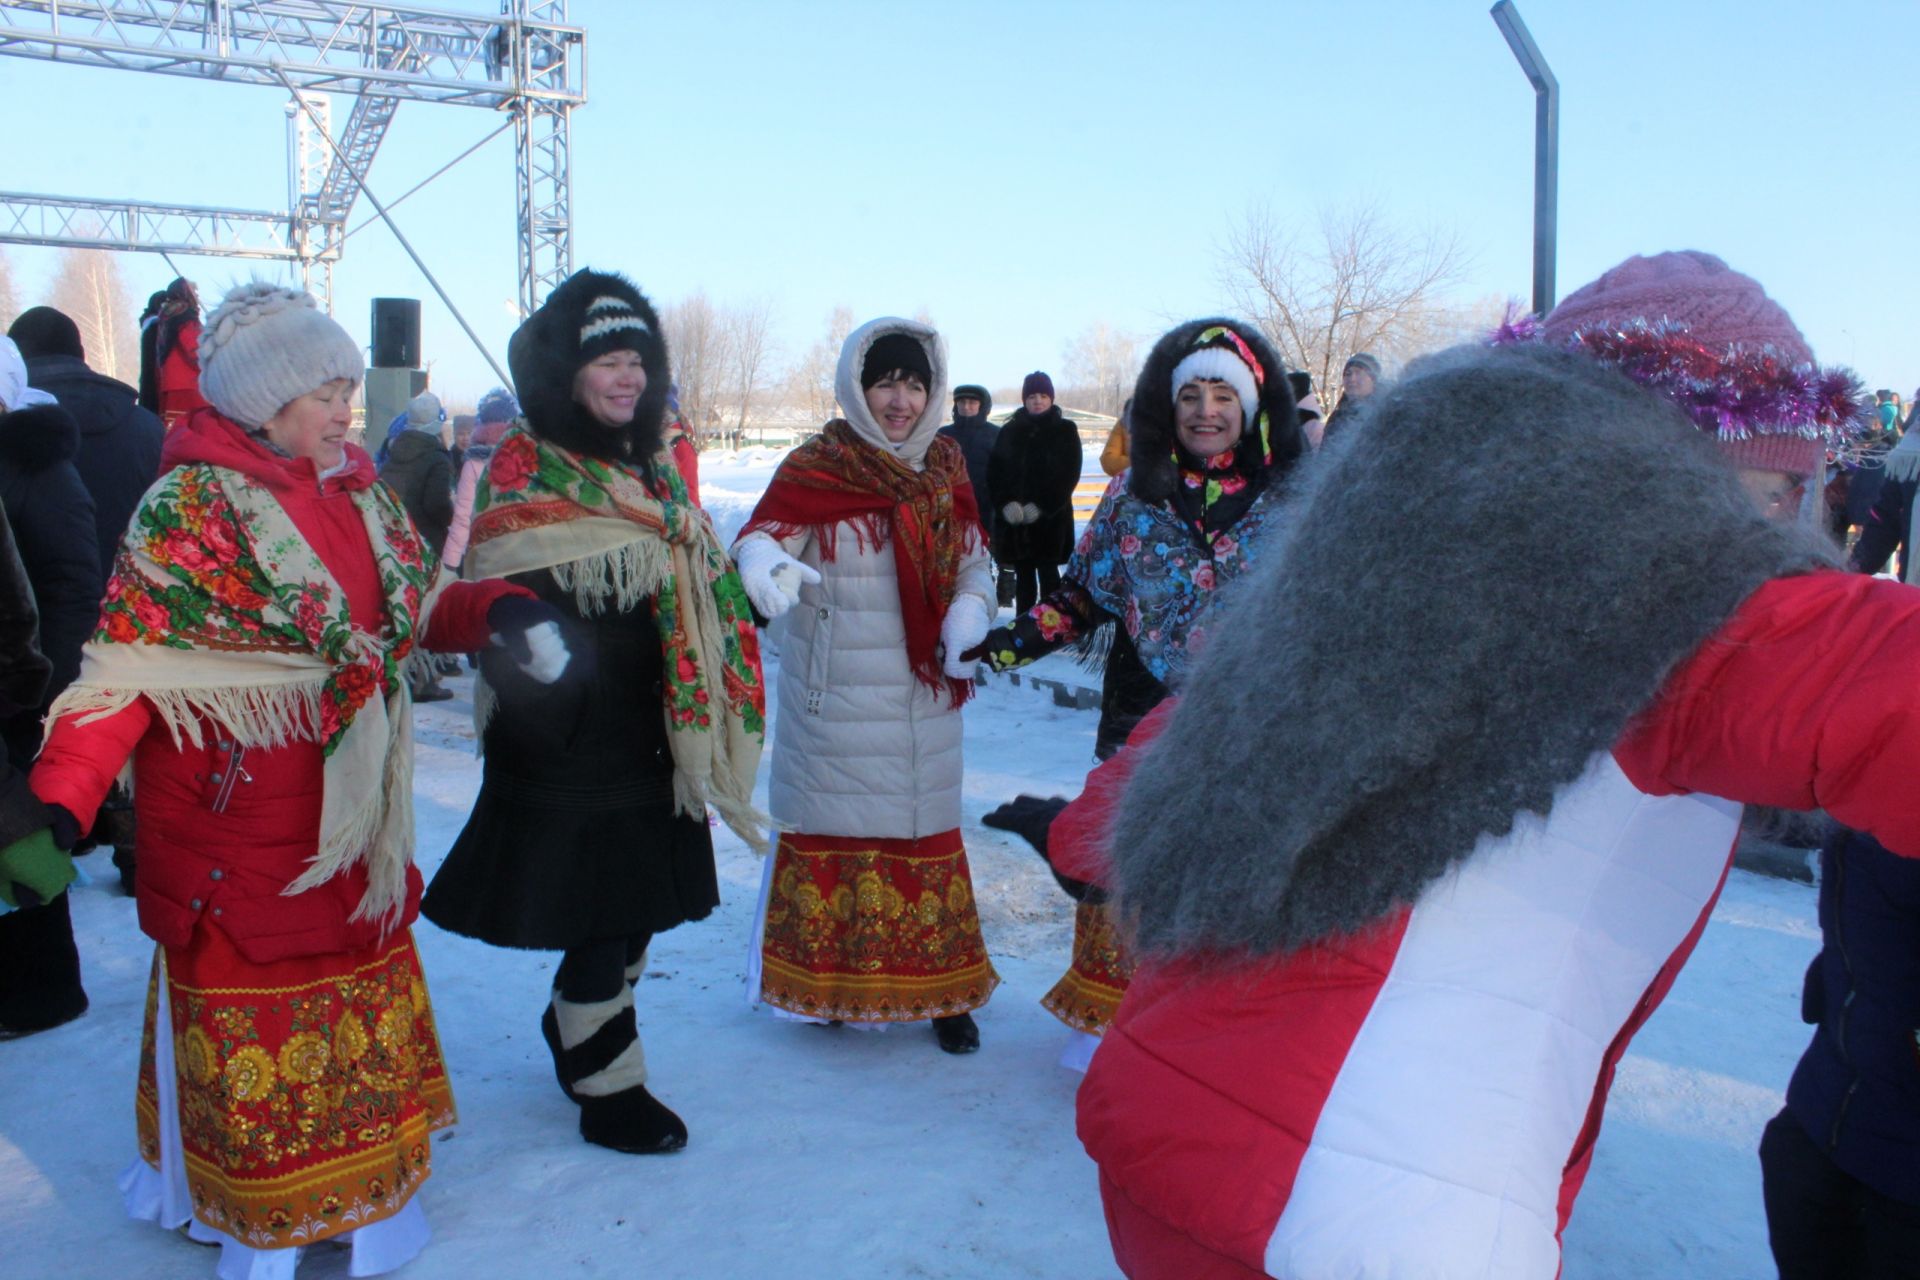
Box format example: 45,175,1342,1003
198,282,364,428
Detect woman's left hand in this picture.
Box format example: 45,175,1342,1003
487,597,573,685
940,595,992,678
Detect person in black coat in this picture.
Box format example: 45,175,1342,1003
9,307,166,581
1760,825,1920,1279
0,340,103,1037
1852,431,1917,584
987,371,1082,613
377,403,456,557
938,383,1000,597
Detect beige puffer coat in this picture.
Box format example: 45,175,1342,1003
735,317,994,839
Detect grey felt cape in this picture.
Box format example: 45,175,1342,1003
1110,342,1836,958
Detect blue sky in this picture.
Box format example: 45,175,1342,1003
5,0,1916,404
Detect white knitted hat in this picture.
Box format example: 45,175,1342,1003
1170,345,1259,428
198,282,364,428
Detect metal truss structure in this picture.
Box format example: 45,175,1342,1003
0,0,585,316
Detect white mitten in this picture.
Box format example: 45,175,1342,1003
1021,502,1041,524
732,535,822,620
514,621,571,684
1001,501,1026,526
940,594,992,678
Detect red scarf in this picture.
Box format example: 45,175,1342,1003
742,420,981,705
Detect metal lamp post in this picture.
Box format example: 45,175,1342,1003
1491,1,1559,316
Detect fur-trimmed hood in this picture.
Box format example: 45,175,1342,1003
1128,317,1302,503
834,317,949,469
0,403,81,471
508,268,670,464
1110,342,1836,959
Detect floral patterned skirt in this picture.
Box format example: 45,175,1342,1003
135,926,456,1251
758,829,998,1022
1040,901,1136,1035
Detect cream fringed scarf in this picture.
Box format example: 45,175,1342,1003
462,427,770,852
46,463,442,928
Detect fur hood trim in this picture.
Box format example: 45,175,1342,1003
0,403,81,471
508,269,670,465
1110,342,1836,959
834,317,949,470
1128,318,1301,503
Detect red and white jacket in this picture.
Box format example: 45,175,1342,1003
1057,571,1920,1279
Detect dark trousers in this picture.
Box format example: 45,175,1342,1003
555,931,654,1003
1761,1109,1920,1280
1012,561,1061,616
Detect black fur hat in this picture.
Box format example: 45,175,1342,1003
508,268,670,462
1128,317,1301,503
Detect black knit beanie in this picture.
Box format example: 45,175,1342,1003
862,332,932,389
6,307,84,361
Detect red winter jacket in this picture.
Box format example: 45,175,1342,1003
1059,570,1920,1280
156,317,208,426
30,410,524,963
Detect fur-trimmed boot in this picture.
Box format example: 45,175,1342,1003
546,988,686,1154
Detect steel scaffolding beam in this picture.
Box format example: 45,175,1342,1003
0,1,583,319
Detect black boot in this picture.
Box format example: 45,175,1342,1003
0,895,89,1039
578,1085,688,1154
933,1011,980,1054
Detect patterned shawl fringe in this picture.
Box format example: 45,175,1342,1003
548,535,675,616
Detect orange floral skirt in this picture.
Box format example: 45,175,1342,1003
136,926,456,1250
759,829,998,1022
1040,900,1136,1035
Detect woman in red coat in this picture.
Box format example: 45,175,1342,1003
155,277,209,429
18,283,561,1279
1035,255,1920,1279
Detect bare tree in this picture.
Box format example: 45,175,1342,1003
661,291,731,449
782,304,854,425
723,298,777,445
1216,199,1470,409
46,248,140,382
0,247,18,332
1060,321,1141,416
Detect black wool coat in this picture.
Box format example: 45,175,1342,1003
25,354,164,579
0,404,103,764
377,430,456,558
421,570,719,950
986,406,1082,565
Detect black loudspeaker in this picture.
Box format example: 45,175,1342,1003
370,297,421,369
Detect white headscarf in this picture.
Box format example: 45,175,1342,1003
0,337,56,414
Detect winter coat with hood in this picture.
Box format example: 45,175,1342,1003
28,410,514,963
983,319,1304,715
736,318,995,840
0,398,102,747
424,270,722,950
1044,345,1920,1280
22,353,165,578
987,401,1081,564
378,426,456,557
1781,826,1920,1206
937,385,997,520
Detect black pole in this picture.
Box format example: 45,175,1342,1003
1491,1,1559,316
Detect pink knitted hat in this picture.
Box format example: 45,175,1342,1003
1535,251,1848,475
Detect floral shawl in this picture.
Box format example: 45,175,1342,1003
47,463,439,929
463,427,768,850
1064,473,1287,686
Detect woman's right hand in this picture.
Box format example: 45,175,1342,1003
732,536,822,621
0,827,73,910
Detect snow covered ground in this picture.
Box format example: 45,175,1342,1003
0,447,1823,1278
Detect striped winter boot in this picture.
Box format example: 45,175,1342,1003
540,973,686,1154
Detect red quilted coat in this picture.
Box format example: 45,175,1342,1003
1055,571,1920,1280
29,410,523,963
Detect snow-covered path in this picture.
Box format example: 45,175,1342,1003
0,448,1822,1278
